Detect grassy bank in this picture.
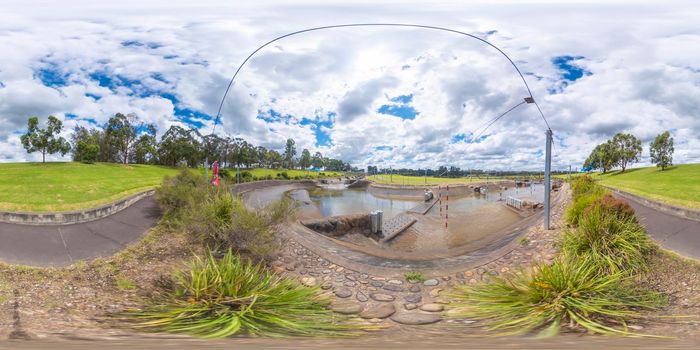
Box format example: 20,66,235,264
0,162,179,212
243,168,343,179
595,164,700,209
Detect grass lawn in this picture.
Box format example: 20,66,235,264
244,168,344,179
0,162,179,212
367,174,535,186
593,163,700,209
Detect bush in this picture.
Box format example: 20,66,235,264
565,187,605,226
240,171,253,182
277,172,290,180
570,175,597,200
124,250,350,338
156,169,297,261
587,194,636,222
562,204,653,274
449,257,665,337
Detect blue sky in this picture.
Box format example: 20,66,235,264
0,0,699,169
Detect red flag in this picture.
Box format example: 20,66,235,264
211,160,219,187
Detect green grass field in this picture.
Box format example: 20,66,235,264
244,168,344,179
593,164,700,209
0,162,179,212
367,174,538,186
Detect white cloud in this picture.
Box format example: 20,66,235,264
0,0,698,171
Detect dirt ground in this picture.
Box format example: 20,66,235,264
0,189,698,347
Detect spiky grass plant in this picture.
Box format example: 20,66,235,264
448,258,665,337
562,205,653,275
123,250,352,338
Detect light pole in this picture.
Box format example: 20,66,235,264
544,128,553,230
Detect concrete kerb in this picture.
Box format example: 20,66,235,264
605,186,700,222
0,190,156,225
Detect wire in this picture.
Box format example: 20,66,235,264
212,23,553,136
469,100,527,142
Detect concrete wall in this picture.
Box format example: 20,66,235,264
232,179,318,196
0,190,155,225
368,181,515,199
607,187,700,222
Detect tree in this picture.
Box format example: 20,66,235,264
597,141,620,174
611,133,642,172
133,124,158,164
20,116,71,163
283,138,297,169
299,149,311,169
105,113,146,164
157,125,202,167
71,125,101,163
312,151,324,169
650,131,674,170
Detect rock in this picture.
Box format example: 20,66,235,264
423,279,439,286
371,277,386,281
409,285,421,293
300,277,317,287
336,267,345,272
390,313,442,325
321,281,333,290
360,274,369,279
404,294,422,303
404,303,417,310
356,292,368,302
429,288,442,297
500,267,510,273
331,302,363,315
420,303,444,312
360,303,396,319
464,270,474,277
628,325,644,330
468,278,478,284
335,276,346,282
382,284,404,292
388,279,403,285
345,274,357,281
334,288,353,298
370,281,384,288
370,293,395,302
322,269,331,274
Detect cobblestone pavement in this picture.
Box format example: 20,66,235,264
273,187,570,327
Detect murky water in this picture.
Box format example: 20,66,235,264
295,184,546,259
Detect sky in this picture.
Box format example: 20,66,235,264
0,0,698,171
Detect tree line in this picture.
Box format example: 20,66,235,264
20,114,352,171
583,131,675,173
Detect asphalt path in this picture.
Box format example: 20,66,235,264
614,192,700,260
0,196,160,267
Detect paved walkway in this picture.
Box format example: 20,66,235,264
0,196,160,267
614,192,700,260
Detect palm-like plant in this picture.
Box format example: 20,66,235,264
124,250,351,338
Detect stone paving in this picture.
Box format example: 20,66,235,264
273,187,569,327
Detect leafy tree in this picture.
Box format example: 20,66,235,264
283,138,297,169
597,141,620,174
133,124,158,164
20,116,71,163
158,125,202,167
299,149,311,169
71,125,101,163
105,113,151,164
650,131,674,170
611,133,642,172
312,151,324,169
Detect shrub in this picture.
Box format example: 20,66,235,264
124,250,351,338
240,171,253,182
565,187,606,226
278,171,290,180
449,257,665,337
570,175,597,200
587,194,636,222
562,204,653,274
156,170,210,221
156,169,296,261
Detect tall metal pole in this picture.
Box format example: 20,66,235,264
544,129,553,230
